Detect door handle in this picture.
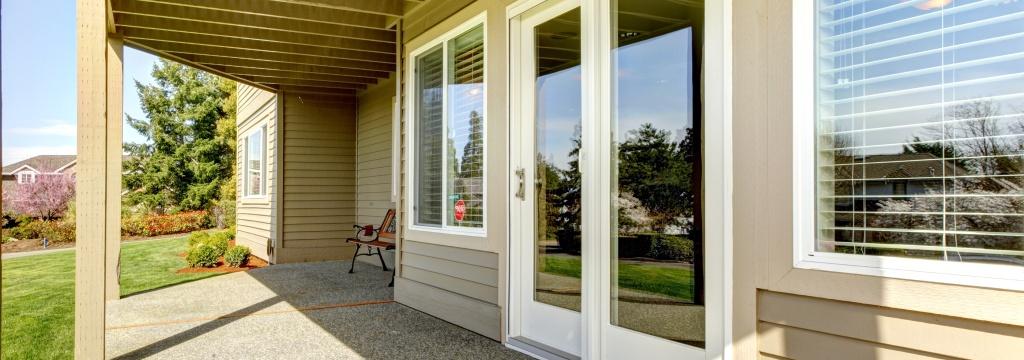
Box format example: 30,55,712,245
515,167,525,200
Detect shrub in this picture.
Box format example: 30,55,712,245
647,235,693,262
121,211,211,237
37,221,76,243
186,243,220,267
187,231,211,247
207,232,231,257
224,245,250,267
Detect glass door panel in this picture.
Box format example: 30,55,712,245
534,7,583,312
610,0,706,348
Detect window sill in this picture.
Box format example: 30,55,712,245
795,251,1024,292
403,226,495,253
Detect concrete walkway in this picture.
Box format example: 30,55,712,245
106,261,528,360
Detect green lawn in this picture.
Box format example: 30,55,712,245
542,256,694,302
1,235,223,360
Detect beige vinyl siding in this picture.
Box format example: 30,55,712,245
236,83,277,261
395,0,510,341
356,75,396,225
397,240,501,339
277,93,359,263
732,1,1024,359
756,291,1024,359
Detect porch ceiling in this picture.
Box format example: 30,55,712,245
109,0,420,97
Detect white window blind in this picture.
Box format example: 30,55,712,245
412,23,486,231
815,0,1024,266
415,45,445,226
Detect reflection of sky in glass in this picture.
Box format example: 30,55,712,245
536,66,582,169
819,0,1024,156
615,28,693,143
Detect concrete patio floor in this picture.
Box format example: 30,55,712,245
106,261,529,359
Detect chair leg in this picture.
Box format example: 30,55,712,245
388,265,395,287
349,244,361,274
377,247,389,271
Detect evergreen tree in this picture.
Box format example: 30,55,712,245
123,60,236,213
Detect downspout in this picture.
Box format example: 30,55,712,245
272,92,285,264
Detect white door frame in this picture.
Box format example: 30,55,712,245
506,0,732,358
507,0,585,357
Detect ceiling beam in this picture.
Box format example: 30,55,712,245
221,66,378,84
112,0,394,43
124,39,276,92
186,55,389,78
269,0,404,17
130,40,394,72
115,13,394,53
128,0,388,29
279,85,357,96
251,76,368,90
121,27,395,63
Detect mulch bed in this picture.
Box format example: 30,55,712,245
176,240,269,274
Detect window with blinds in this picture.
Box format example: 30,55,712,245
244,126,266,197
815,0,1024,266
412,22,486,232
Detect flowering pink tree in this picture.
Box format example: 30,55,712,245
6,175,75,220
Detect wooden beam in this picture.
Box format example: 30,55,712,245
220,66,378,84
125,0,389,29
186,55,389,79
115,13,394,53
278,85,357,96
125,39,277,92
121,27,395,63
76,0,109,357
105,36,124,302
249,76,368,90
131,40,394,72
112,0,395,43
269,0,404,17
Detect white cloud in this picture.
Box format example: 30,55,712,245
3,145,76,166
8,121,76,137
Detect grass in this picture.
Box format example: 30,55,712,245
542,256,694,302
1,235,223,360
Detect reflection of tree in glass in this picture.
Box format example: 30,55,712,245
450,110,485,226
864,99,1024,259
537,125,582,254
617,123,695,235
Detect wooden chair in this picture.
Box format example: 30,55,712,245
345,209,396,286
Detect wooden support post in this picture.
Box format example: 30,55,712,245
106,36,124,301
75,0,113,357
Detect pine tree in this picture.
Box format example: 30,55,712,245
123,60,236,213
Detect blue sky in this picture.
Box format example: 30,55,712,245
2,1,155,165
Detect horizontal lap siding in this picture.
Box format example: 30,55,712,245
756,291,1024,359
398,240,501,339
235,84,277,261
277,93,359,263
356,75,395,226
395,1,507,341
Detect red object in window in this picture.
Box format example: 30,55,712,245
454,199,466,222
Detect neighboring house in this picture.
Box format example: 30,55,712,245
1,155,77,192
70,1,1024,359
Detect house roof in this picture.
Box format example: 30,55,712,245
2,155,77,175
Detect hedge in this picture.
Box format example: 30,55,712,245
224,245,250,267
617,234,694,262
121,211,211,237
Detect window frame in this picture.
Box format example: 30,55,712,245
405,13,488,237
17,171,37,184
792,0,1024,291
243,125,268,199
